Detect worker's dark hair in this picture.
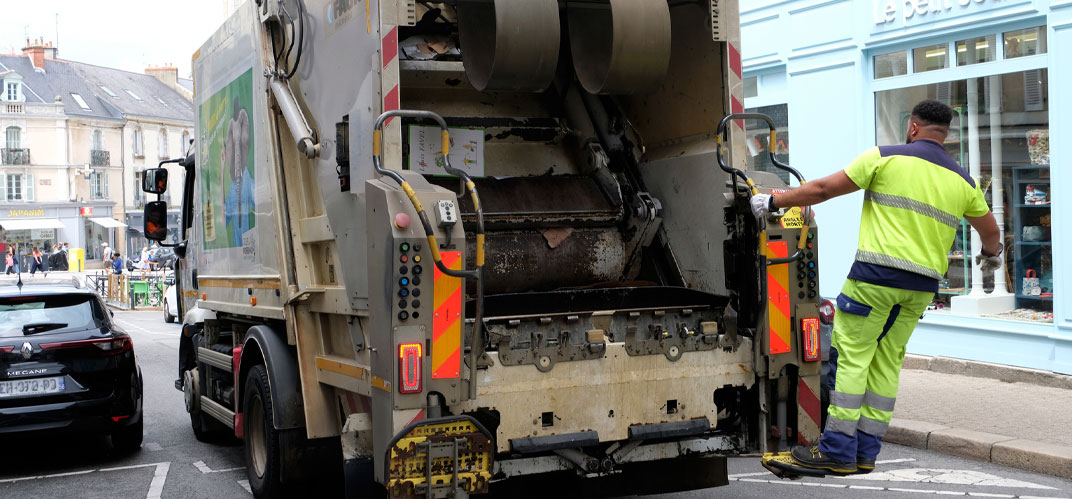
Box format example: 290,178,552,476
911,99,953,127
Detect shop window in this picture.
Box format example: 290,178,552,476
956,34,996,66
875,69,1051,321
874,51,908,79
743,76,758,98
744,104,790,184
1004,26,1047,59
913,44,948,73
90,171,109,200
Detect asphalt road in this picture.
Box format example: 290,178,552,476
1,310,1069,499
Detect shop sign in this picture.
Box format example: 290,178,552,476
873,0,1012,29
31,229,55,240
80,207,94,216
7,209,45,217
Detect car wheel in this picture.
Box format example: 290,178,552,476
163,300,175,323
112,416,144,452
245,364,288,498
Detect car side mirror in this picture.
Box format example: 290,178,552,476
144,201,169,242
142,167,169,194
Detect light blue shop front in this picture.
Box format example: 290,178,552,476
739,0,1070,373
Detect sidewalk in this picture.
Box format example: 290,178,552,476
887,355,1072,479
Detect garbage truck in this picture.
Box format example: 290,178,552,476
141,0,826,496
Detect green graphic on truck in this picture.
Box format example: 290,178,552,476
199,68,255,250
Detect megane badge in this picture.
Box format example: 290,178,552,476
21,342,33,360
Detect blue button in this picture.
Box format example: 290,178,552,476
399,277,410,286
399,288,409,297
808,262,816,269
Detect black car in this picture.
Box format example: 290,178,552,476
0,278,143,451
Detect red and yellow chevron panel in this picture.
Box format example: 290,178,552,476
766,241,791,354
432,251,463,379
797,375,822,445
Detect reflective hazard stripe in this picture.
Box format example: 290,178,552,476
432,251,463,379
864,191,959,228
829,390,864,410
863,390,896,412
825,415,858,436
766,241,791,355
856,250,943,280
858,415,890,436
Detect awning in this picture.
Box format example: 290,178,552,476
0,218,66,230
89,217,127,229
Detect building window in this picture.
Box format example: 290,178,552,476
743,76,759,98
133,127,144,158
874,51,908,79
99,85,118,98
134,171,145,208
125,89,142,101
956,34,996,66
93,129,103,151
913,44,949,73
744,103,790,183
90,171,109,199
158,129,169,159
71,92,91,110
3,173,33,201
4,81,20,102
875,69,1051,321
1004,26,1047,59
181,130,192,155
5,126,19,149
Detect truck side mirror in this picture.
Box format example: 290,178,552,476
142,167,169,194
144,201,169,242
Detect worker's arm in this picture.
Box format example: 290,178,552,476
771,170,860,209
965,212,1002,257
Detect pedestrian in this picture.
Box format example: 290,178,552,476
111,252,123,275
4,248,17,275
30,247,44,276
138,246,151,273
750,99,1002,475
101,242,110,262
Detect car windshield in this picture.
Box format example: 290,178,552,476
0,294,106,338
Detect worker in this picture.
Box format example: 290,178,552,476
750,99,1002,475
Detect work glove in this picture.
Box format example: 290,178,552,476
750,193,775,222
975,253,1002,275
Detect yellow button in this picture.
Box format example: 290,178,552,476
413,255,421,263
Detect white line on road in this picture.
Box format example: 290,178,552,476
728,477,1069,498
193,461,244,474
239,479,252,494
4,461,170,499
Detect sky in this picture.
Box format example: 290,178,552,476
2,0,241,78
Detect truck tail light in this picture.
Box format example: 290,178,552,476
818,299,835,325
800,318,820,362
398,343,423,394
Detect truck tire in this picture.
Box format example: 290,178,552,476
244,364,286,498
163,299,175,323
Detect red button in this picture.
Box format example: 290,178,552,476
400,255,408,263
807,243,814,249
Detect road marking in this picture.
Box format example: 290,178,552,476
193,460,244,474
6,462,173,499
729,476,1069,498
838,469,1057,490
239,479,252,494
729,458,916,480
144,442,163,451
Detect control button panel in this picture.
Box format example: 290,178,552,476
395,241,425,322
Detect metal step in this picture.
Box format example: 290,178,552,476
198,346,233,372
200,395,235,429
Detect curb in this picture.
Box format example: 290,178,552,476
885,418,1072,480
903,354,1072,390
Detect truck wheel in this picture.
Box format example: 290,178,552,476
184,367,229,442
163,299,175,323
244,364,286,498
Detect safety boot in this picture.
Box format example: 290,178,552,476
789,445,858,474
856,457,875,474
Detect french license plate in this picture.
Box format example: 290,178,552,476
0,376,66,398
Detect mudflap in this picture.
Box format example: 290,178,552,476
761,451,827,480
385,415,494,498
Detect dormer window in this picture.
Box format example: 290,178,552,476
3,78,24,102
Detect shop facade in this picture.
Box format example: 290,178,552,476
0,202,124,269
740,0,1070,373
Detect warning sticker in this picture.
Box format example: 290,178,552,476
779,207,805,228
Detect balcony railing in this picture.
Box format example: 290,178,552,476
1,148,30,165
91,149,110,167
